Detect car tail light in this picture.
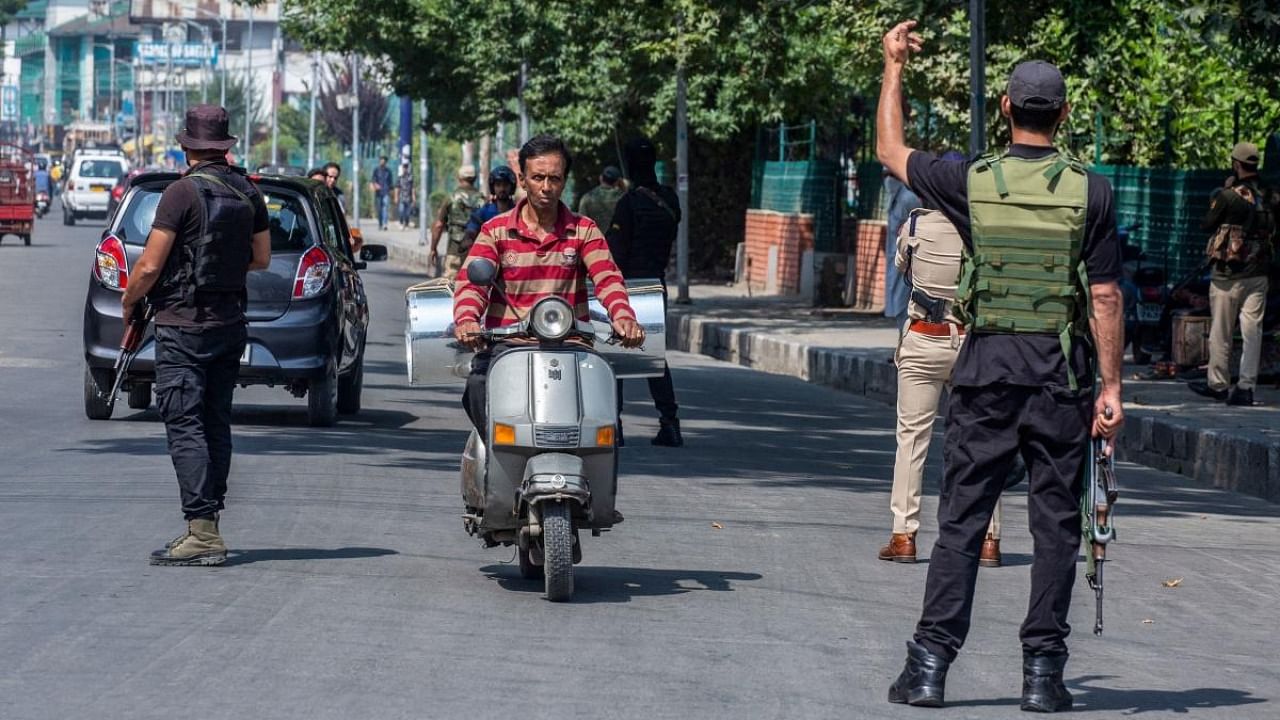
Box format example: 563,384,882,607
1141,286,1163,302
111,184,125,200
67,179,75,191
94,234,129,290
292,246,331,299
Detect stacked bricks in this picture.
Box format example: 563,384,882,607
851,219,887,312
743,209,814,295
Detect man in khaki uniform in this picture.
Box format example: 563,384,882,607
1189,142,1275,406
429,165,485,280
576,165,625,231
879,209,1002,567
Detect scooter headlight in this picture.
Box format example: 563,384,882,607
529,297,574,341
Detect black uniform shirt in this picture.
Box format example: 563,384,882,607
906,144,1121,388
151,161,270,328
606,184,681,280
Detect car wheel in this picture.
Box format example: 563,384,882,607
63,208,74,226
127,382,152,410
337,351,364,415
84,365,114,420
307,358,339,427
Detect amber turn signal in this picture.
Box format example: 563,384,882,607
595,426,615,447
493,423,517,445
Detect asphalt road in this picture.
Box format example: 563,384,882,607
1,216,1277,720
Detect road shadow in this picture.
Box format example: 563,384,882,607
481,564,762,604
949,674,1267,713
225,546,398,566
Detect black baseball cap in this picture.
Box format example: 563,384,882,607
1006,60,1066,111
602,165,621,182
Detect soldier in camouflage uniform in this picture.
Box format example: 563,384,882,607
429,165,485,280
576,165,625,232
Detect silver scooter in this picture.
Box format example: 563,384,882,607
457,259,626,601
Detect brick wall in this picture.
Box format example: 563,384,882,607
851,219,887,312
743,209,814,295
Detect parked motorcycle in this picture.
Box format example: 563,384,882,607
404,262,668,602
1118,223,1168,365
34,191,49,218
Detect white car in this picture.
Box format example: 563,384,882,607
62,153,130,226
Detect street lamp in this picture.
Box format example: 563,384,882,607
113,59,138,161
92,42,116,125
189,4,229,108
175,18,213,104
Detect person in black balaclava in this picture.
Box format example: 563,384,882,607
605,137,684,447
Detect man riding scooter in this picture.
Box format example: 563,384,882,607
451,134,645,601
33,159,51,218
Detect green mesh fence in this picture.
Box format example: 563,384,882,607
749,159,841,252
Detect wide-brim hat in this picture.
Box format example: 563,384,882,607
176,104,238,151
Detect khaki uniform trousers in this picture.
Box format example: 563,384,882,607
892,328,1001,537
1208,275,1269,391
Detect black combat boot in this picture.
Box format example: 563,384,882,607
1021,653,1072,713
887,640,950,708
652,418,683,447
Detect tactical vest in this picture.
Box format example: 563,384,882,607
957,151,1091,387
151,170,255,308
447,188,484,236
897,208,964,324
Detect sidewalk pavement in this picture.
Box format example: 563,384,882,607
362,223,1280,504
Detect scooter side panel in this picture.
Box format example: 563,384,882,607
483,351,536,531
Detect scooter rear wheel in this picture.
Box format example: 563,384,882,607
542,501,574,602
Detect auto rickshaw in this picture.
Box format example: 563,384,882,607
0,144,34,246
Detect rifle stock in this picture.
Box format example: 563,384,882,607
102,302,154,413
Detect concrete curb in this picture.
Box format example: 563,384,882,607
668,312,1280,503
386,242,431,273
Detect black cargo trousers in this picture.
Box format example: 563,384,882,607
914,383,1091,662
154,323,247,520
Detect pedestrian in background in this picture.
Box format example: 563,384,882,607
1189,141,1275,407
324,161,345,211
877,22,1124,712
606,138,684,447
879,208,1003,567
117,105,272,566
396,161,416,230
428,165,485,280
577,165,625,231
371,155,394,231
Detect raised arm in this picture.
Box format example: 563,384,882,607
876,20,924,184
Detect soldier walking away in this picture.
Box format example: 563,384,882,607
429,165,485,280
1188,142,1275,407
396,160,416,230
577,165,626,231
459,165,518,255
606,138,683,447
371,155,394,231
879,209,1003,567
876,22,1125,712
118,105,271,566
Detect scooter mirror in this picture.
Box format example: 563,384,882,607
466,258,498,287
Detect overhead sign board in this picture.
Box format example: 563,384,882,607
138,42,218,67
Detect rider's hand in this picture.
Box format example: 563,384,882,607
611,317,645,349
455,320,486,351
883,20,924,67
1092,387,1125,457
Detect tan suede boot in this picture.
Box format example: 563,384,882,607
165,513,219,550
150,517,227,566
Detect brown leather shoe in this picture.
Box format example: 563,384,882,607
879,533,917,563
979,534,1002,568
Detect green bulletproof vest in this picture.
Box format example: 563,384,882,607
957,150,1091,387
447,187,484,235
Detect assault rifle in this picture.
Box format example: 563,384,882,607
1082,406,1118,635
102,301,154,414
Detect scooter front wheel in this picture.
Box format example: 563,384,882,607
541,500,574,602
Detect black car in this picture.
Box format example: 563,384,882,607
82,172,372,426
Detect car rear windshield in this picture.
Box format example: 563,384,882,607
78,159,124,178
117,183,313,253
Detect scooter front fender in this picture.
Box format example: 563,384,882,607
521,452,591,510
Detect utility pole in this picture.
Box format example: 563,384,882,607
419,101,430,247
518,60,530,144
307,52,318,169
269,23,280,165
674,47,690,303
244,7,254,163
351,54,361,228
968,0,986,156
